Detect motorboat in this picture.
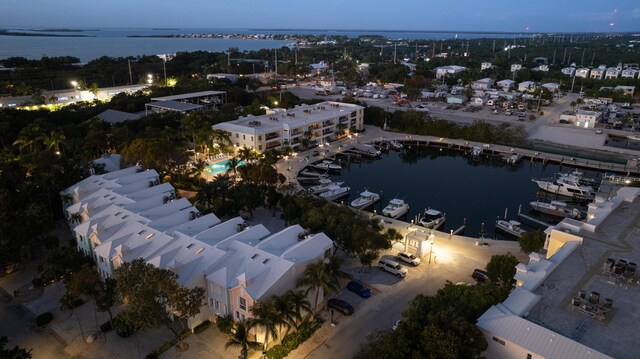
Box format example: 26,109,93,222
389,140,404,150
318,185,350,201
471,146,483,157
530,200,582,219
533,176,595,201
308,178,344,194
495,220,526,238
382,198,409,218
506,153,522,165
312,160,341,171
495,220,526,237
350,190,381,209
419,209,446,229
556,170,599,187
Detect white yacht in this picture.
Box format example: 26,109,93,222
350,190,381,209
530,200,582,219
506,153,522,165
382,198,409,218
308,178,344,194
495,220,526,238
419,209,446,229
533,176,595,200
556,170,599,187
318,185,350,201
389,140,404,150
471,146,483,157
312,160,341,171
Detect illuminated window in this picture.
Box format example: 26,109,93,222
239,297,247,311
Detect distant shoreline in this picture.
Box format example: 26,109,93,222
0,30,91,37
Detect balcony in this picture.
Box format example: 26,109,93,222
322,120,335,128
265,132,281,141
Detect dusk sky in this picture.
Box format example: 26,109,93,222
2,0,640,33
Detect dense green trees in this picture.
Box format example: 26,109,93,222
486,253,519,289
519,230,546,254
296,256,350,315
355,282,508,359
114,259,205,342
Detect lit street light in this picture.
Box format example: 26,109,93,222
429,231,435,263
70,80,78,89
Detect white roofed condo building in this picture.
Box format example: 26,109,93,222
575,68,591,78
213,101,364,153
61,164,334,331
620,68,638,79
435,65,466,79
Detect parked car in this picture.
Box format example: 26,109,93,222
595,129,603,134
414,104,430,112
472,268,489,282
327,298,354,315
392,319,403,331
378,258,408,278
396,252,421,266
346,281,372,298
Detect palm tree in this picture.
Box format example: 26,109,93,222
238,147,257,163
226,157,241,180
296,260,335,316
43,130,66,155
190,159,208,184
225,320,261,359
283,290,311,330
297,257,350,317
249,300,281,354
68,212,83,227
271,294,296,338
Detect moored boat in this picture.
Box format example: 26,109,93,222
529,200,582,219
495,219,526,238
312,160,342,171
556,170,599,187
318,185,350,201
382,198,409,218
532,176,595,201
350,190,381,209
389,140,404,150
419,209,446,229
308,178,344,194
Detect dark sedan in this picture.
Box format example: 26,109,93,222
346,281,372,298
327,298,354,315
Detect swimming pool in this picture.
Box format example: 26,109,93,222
205,159,247,175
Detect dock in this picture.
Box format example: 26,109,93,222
397,137,638,175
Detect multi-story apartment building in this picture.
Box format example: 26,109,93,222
621,68,638,79
62,165,334,330
213,101,364,153
575,68,591,78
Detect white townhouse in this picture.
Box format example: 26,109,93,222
518,81,537,93
561,67,576,77
589,66,606,80
575,68,590,78
510,64,522,72
496,79,516,91
620,68,638,79
61,165,334,331
604,67,621,80
213,101,364,153
480,62,494,71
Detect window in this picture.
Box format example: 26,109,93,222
235,311,240,319
492,337,505,346
258,145,262,150
215,300,220,310
251,136,253,141
99,256,105,263
258,135,262,141
242,135,245,140
239,297,247,311
235,133,239,138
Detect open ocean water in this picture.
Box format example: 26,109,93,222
325,146,601,240
1,27,530,62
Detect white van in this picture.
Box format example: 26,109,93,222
378,258,408,278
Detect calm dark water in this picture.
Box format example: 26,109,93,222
327,147,600,239
1,27,529,62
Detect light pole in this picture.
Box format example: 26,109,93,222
70,80,78,90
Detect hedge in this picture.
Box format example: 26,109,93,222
147,329,191,357
266,319,324,359
193,320,211,334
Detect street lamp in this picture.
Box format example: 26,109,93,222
147,74,153,84
70,80,78,89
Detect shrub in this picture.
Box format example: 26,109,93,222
36,312,53,326
193,320,211,334
99,321,113,333
266,319,323,359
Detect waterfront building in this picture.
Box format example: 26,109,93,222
477,187,640,359
561,67,576,77
575,110,601,128
206,73,239,83
0,84,148,109
61,164,334,330
435,65,466,79
213,101,364,153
